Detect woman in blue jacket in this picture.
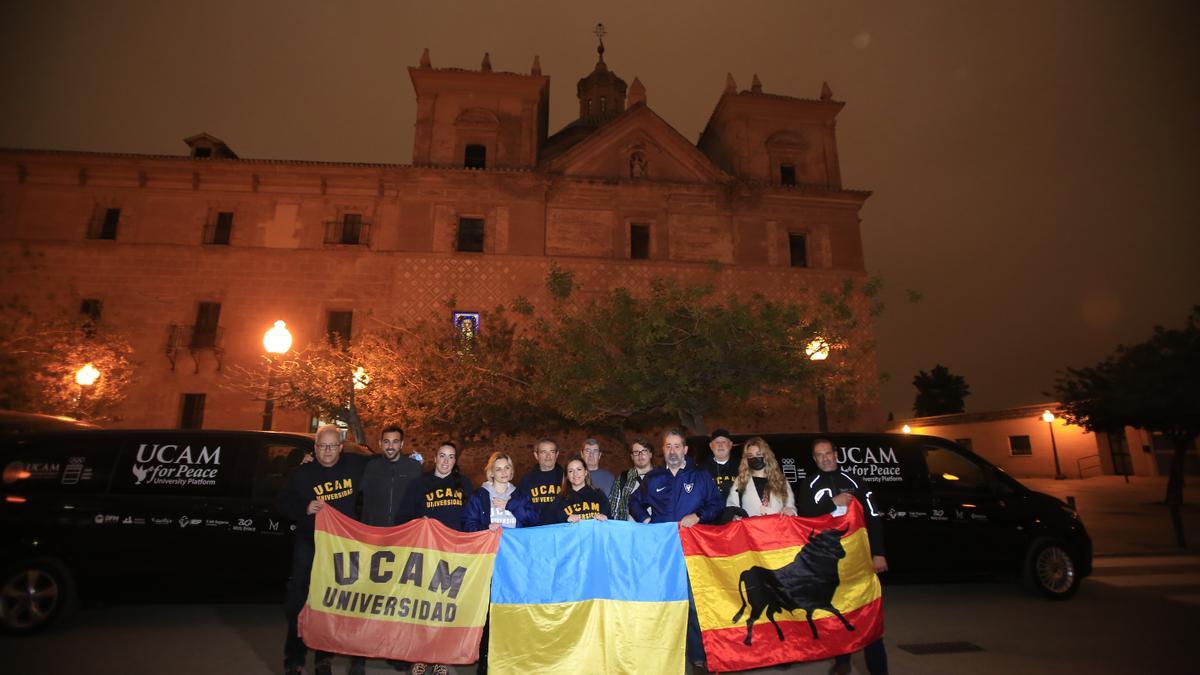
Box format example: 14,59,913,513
463,452,538,531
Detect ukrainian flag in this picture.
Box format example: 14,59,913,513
489,520,688,675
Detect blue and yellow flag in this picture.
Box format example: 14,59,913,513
488,520,688,674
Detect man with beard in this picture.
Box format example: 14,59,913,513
608,438,656,521
277,425,369,675
628,429,723,672
350,423,421,675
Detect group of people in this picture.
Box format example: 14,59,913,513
276,424,888,675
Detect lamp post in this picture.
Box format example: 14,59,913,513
806,337,830,432
74,363,100,419
1043,410,1066,480
261,321,293,431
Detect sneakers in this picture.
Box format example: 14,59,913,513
432,665,449,675
411,664,427,675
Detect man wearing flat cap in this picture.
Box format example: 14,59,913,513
700,428,739,500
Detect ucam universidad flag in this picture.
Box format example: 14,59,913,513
298,507,500,664
488,519,689,674
679,500,884,672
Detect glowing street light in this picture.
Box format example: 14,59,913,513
1043,410,1066,480
352,366,370,391
262,321,293,431
75,363,100,386
73,363,100,419
263,320,293,355
807,336,831,432
902,424,912,434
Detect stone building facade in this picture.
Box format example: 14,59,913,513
0,45,875,436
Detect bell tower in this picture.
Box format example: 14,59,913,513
576,24,627,125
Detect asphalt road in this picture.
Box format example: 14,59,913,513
2,565,1194,675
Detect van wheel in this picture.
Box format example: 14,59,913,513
0,558,76,633
1023,538,1080,600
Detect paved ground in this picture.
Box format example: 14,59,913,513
1021,475,1200,554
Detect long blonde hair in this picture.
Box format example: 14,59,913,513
734,436,787,505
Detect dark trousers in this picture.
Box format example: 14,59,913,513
686,585,706,667
284,537,332,670
834,637,888,675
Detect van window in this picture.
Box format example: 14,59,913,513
109,438,239,498
1,439,119,494
252,442,310,504
924,445,988,494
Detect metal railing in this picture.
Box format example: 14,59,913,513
1077,454,1103,479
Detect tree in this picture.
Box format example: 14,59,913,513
912,364,970,417
1052,306,1200,547
530,273,878,436
0,306,136,422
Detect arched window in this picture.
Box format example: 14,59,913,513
465,144,486,169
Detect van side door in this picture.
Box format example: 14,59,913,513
923,442,1024,573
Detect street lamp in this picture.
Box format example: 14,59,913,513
1042,409,1066,480
807,337,830,432
902,424,912,434
262,321,293,431
74,363,100,419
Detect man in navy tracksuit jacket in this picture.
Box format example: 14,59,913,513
628,429,723,671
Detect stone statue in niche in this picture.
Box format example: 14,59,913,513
629,151,647,179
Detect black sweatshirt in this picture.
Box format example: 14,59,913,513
276,453,369,540
547,485,612,524
402,471,473,531
360,454,423,527
516,465,565,524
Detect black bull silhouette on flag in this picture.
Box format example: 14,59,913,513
730,528,856,644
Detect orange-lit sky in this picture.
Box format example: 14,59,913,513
2,1,1196,420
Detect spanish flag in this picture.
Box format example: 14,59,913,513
489,520,689,674
298,507,500,663
679,501,884,672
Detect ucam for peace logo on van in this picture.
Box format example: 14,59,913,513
130,442,222,487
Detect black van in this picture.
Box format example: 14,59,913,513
0,429,323,633
691,432,1093,599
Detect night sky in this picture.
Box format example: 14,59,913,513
2,1,1196,420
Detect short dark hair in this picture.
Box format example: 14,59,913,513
535,438,558,452
812,438,835,455
380,424,405,441
630,437,653,454
662,428,687,444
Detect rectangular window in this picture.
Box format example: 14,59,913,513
456,217,485,253
327,310,353,346
1009,435,1033,456
191,302,221,349
955,438,973,451
788,233,808,268
89,208,120,240
630,223,650,259
780,164,796,186
465,144,487,169
340,213,362,245
179,393,206,429
206,211,233,245
80,298,103,323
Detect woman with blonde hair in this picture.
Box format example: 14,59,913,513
463,451,537,531
726,436,796,517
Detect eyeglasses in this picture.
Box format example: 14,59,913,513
316,443,342,451
631,448,651,456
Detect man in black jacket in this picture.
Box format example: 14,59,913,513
797,438,889,675
351,424,422,675
516,438,564,524
360,423,422,526
276,425,369,675
699,428,739,499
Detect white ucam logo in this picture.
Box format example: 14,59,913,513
132,443,222,487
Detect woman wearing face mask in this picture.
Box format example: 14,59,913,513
548,456,611,523
727,437,797,518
